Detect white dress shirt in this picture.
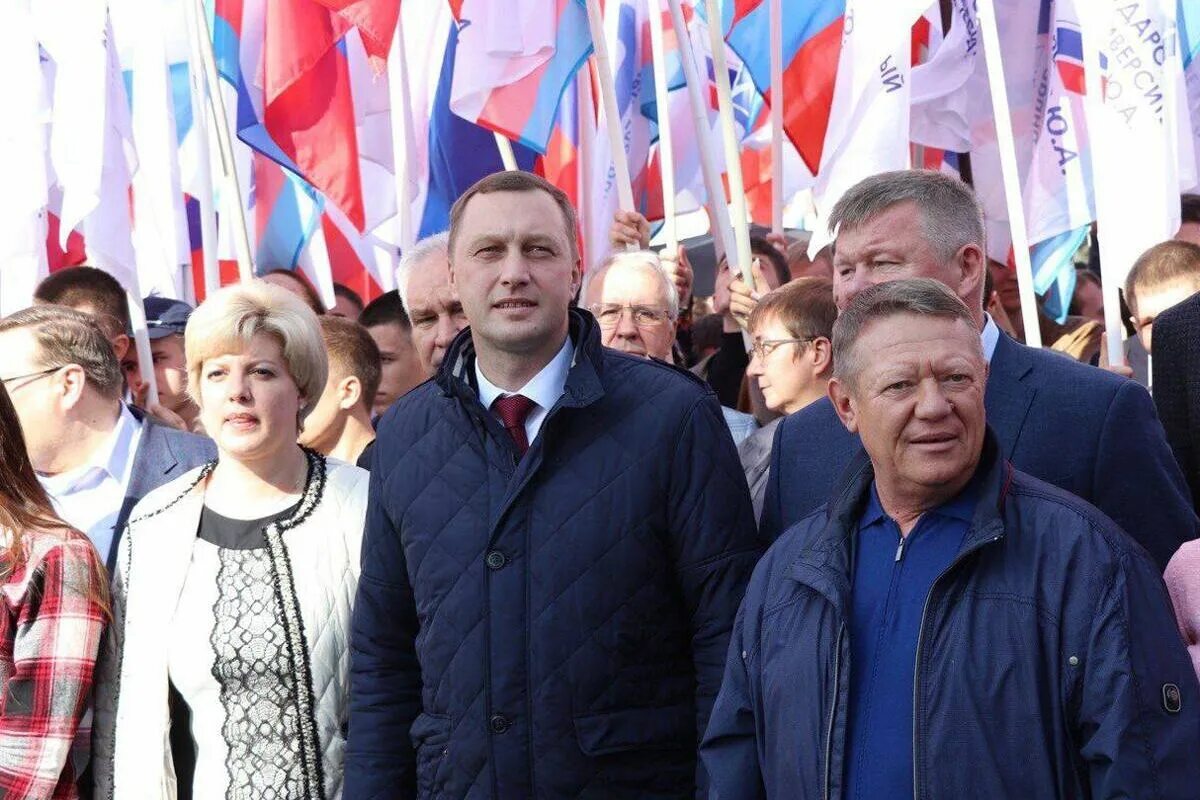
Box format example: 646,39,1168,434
38,404,143,558
476,336,575,445
981,313,1001,363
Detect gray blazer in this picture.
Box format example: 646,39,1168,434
109,407,216,569
738,417,780,524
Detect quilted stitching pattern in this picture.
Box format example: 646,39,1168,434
348,316,761,799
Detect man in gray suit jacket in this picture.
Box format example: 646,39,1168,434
0,305,214,568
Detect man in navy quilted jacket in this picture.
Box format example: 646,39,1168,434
346,171,761,799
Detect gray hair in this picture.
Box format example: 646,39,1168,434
587,250,680,319
832,278,981,388
0,305,123,399
829,170,985,263
396,232,450,314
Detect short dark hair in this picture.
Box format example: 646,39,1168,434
448,170,579,263
1124,240,1200,313
359,290,411,332
34,266,131,338
1182,194,1200,225
319,317,382,412
332,283,365,315
0,305,123,399
1068,269,1101,316
749,278,837,343
262,268,326,314
749,235,791,288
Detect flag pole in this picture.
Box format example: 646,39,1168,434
666,0,730,260
702,0,755,291
584,0,636,220
976,0,1041,347
578,69,598,269
182,0,220,296
386,12,414,277
768,0,784,237
494,133,520,171
647,0,678,253
1080,7,1125,367
187,0,254,283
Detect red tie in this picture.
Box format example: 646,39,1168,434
492,394,537,455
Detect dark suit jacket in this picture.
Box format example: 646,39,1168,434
761,330,1197,570
109,407,216,569
1153,292,1200,515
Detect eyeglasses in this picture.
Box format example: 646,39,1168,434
750,338,816,360
590,303,674,328
0,366,60,388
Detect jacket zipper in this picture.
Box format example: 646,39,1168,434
824,623,846,800
910,532,1002,800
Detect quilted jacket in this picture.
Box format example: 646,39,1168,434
92,450,368,799
702,434,1200,799
346,310,762,799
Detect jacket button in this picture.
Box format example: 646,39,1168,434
489,714,511,733
485,551,507,570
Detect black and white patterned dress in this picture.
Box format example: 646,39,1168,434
167,468,325,799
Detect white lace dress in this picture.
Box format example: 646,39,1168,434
167,501,311,800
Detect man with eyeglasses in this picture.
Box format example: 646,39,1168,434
0,305,214,568
586,249,758,443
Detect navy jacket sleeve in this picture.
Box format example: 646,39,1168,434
1094,380,1198,570
758,418,788,543
700,599,766,800
345,436,423,799
1076,546,1200,795
666,392,762,758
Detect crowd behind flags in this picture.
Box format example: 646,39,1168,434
4,0,1200,335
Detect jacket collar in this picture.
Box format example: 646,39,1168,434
436,308,607,413
788,428,1012,617
983,331,1036,459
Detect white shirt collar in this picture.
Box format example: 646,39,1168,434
981,314,1001,363
475,335,575,412
39,404,141,495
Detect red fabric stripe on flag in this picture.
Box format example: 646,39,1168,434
45,213,88,272
263,0,366,230
313,0,400,64
732,0,760,27
321,215,382,301
767,16,843,174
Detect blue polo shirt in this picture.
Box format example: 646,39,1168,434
842,479,979,800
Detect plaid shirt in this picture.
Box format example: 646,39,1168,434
0,530,105,799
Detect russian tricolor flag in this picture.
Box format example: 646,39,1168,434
721,0,845,174
448,0,593,154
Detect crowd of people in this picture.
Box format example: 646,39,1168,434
0,168,1199,798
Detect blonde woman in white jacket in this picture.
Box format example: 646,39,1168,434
93,281,368,799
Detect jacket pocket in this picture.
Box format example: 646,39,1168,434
410,712,451,797
573,705,694,757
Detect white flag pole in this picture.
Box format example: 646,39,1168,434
647,0,678,253
125,283,159,407
667,0,730,260
976,0,1041,347
386,13,415,278
584,0,636,218
187,0,254,283
769,0,784,237
494,132,520,171
1080,8,1125,367
182,0,220,297
702,0,755,291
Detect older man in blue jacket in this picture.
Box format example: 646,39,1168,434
703,279,1200,798
347,171,761,798
757,170,1196,570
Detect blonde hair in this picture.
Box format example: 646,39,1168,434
185,281,328,417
